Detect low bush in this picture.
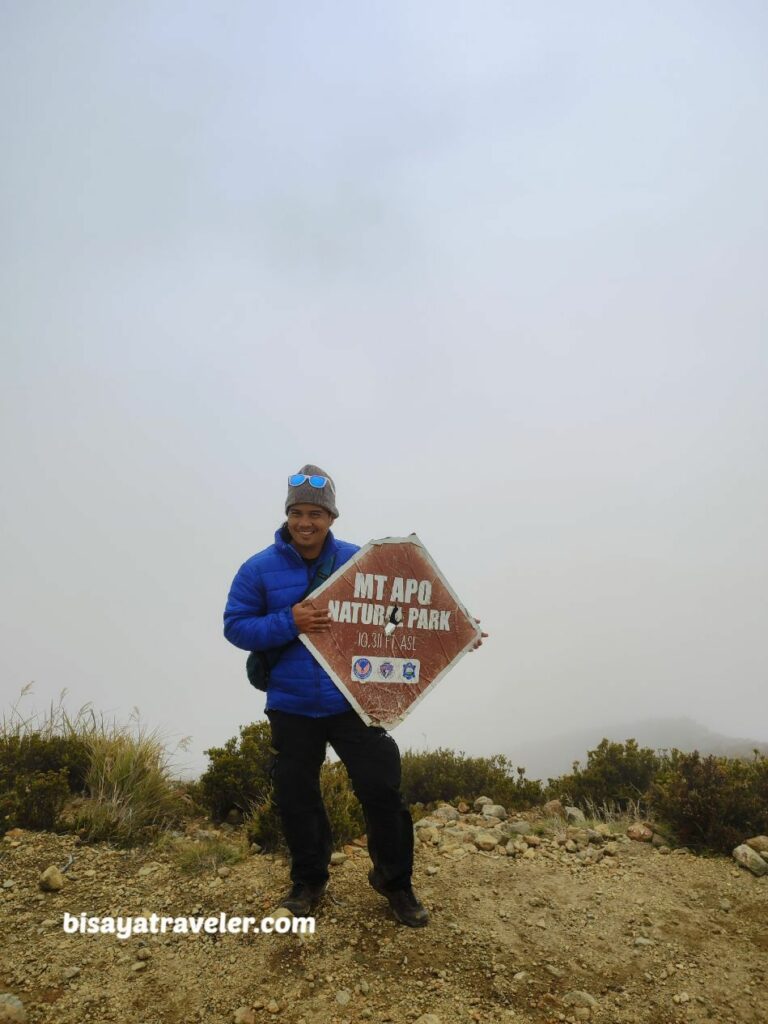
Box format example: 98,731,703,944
1,688,186,844
160,834,249,875
650,749,768,853
400,747,543,809
200,722,274,822
545,738,661,812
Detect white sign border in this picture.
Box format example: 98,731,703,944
299,534,482,729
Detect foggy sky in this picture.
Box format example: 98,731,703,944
2,1,767,778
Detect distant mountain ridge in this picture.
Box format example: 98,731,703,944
508,716,768,782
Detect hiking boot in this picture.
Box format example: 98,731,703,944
275,880,327,916
368,869,429,928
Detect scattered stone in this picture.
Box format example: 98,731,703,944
0,994,27,1023
434,805,460,822
543,799,565,818
634,937,655,947
426,865,439,875
330,852,347,865
39,866,65,892
233,1009,256,1024
359,979,370,995
482,804,508,821
136,948,151,961
265,1000,280,1014
130,962,147,973
473,797,493,811
217,866,231,878
672,992,691,1005
62,967,80,980
1,880,14,889
250,843,262,854
746,835,768,855
563,991,598,1008
501,821,531,837
457,802,470,814
565,807,586,823
719,899,732,912
627,823,654,843
474,832,499,852
414,1015,442,1024
604,842,619,856
732,844,767,876
524,835,542,847
657,846,671,855
545,964,563,977
336,990,351,1006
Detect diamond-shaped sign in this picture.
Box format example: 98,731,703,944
299,535,481,728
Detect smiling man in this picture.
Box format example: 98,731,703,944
223,465,429,927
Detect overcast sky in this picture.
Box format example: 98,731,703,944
2,1,766,778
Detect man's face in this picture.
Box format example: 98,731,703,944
285,503,334,558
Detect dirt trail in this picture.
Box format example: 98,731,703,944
1,822,766,1024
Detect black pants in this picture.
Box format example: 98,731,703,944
265,708,414,892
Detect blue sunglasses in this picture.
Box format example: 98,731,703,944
288,474,333,490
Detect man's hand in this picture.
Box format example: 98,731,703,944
292,600,331,633
471,617,489,651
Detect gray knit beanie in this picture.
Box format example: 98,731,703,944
285,464,339,518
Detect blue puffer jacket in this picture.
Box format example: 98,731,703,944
223,526,360,716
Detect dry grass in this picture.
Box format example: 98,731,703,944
2,686,190,845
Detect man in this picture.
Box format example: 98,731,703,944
223,465,429,927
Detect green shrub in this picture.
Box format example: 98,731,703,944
0,705,91,833
400,748,543,809
650,750,768,853
200,722,274,822
203,722,367,852
546,738,661,811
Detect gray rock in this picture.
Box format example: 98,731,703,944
565,806,586,823
335,990,351,1006
473,832,500,852
563,991,598,1008
482,804,508,820
330,851,347,865
0,994,27,1023
542,799,565,818
433,805,460,822
473,797,493,811
732,844,767,876
500,821,530,837
746,835,768,854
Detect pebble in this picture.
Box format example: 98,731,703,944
217,866,231,878
131,962,147,972
336,990,351,1006
233,1009,256,1024
634,937,655,947
414,1015,442,1024
62,967,80,980
330,852,347,865
266,1000,280,1014
39,866,65,892
563,991,598,1007
0,994,27,1023
426,865,439,876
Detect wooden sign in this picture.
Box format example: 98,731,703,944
299,535,481,728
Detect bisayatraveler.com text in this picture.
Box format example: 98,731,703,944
62,911,315,939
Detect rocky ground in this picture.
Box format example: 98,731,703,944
1,802,767,1024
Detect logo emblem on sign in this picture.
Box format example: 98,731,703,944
379,661,394,679
353,658,373,680
402,661,417,681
